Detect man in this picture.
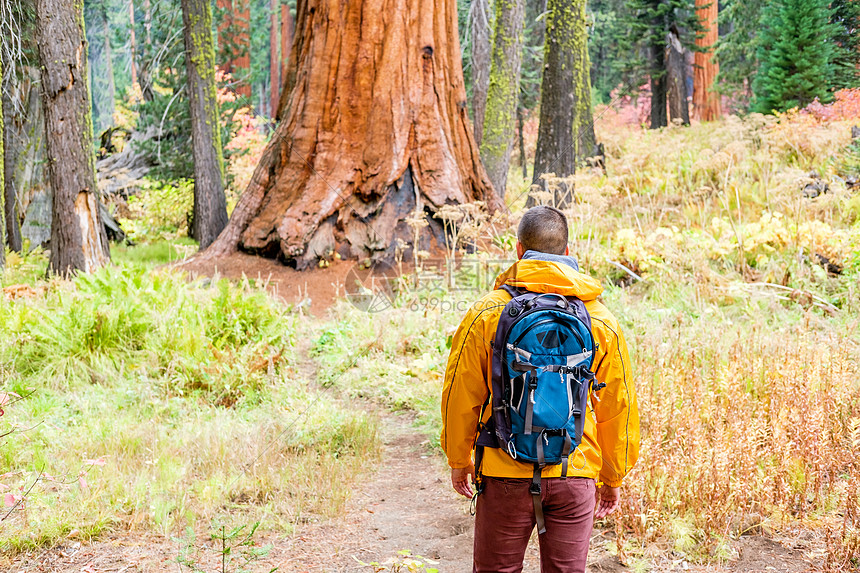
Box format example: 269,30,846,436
441,205,639,573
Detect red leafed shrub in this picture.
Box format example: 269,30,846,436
803,88,860,121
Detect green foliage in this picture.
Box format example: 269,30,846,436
119,178,194,242
130,0,242,181
716,0,763,105
587,2,631,104
0,262,380,550
752,0,837,113
0,265,292,400
830,0,860,90
176,522,277,573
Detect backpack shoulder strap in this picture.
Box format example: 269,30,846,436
499,284,527,298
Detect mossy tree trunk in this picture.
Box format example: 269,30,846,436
532,0,595,208
129,0,138,88
202,0,500,269
470,0,492,144
1,49,20,254
35,0,110,275
181,0,229,249
480,0,525,198
140,0,155,101
693,0,720,120
0,57,5,269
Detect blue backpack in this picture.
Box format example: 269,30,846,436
475,285,604,534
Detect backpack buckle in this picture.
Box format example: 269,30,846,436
529,481,541,496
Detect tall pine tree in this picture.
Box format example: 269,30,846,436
753,0,835,113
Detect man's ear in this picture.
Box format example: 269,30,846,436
516,241,525,260
564,245,570,256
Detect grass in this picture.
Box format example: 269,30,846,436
2,107,859,567
0,261,380,554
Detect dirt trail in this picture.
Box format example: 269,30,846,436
6,411,818,573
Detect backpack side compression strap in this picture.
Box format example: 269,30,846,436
531,465,546,534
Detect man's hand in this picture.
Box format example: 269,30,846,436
594,485,620,519
451,464,475,498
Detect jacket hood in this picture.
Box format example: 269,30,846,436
493,256,603,301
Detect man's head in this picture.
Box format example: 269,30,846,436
516,206,569,258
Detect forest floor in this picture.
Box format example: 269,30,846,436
5,410,819,572
4,270,822,573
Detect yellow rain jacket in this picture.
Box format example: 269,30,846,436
441,258,639,487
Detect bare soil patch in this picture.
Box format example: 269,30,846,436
178,252,355,314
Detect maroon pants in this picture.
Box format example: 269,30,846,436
473,476,596,573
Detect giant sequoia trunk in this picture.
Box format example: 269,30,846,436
35,0,110,275
470,0,492,144
480,0,525,198
181,0,229,248
693,0,720,121
531,0,595,208
204,0,499,269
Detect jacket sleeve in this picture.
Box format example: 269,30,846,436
440,303,494,469
591,317,640,487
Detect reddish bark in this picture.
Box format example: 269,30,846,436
694,0,721,121
203,0,500,269
216,0,252,99
270,0,280,116
278,0,294,115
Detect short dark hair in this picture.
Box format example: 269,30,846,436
517,206,569,255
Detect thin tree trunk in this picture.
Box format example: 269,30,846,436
470,0,492,144
1,51,21,253
270,0,280,116
129,0,138,89
0,57,6,268
35,0,110,275
649,9,668,129
85,0,117,133
480,0,525,198
2,90,20,252
693,0,720,120
532,0,596,208
666,28,690,125
103,7,117,116
140,0,154,101
202,0,500,268
181,0,229,249
518,107,527,180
